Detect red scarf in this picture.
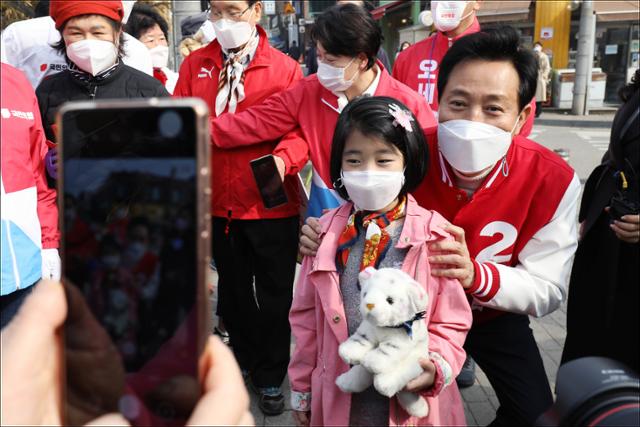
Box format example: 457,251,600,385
153,67,168,86
336,197,407,275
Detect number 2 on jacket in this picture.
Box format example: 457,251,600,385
475,221,518,264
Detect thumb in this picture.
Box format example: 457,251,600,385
3,280,67,345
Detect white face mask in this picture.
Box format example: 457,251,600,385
341,170,405,211
317,57,359,93
534,45,542,52
438,119,519,174
199,19,217,44
432,1,471,33
66,39,118,76
149,44,169,68
212,8,255,50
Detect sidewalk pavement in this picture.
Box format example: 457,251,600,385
535,109,615,128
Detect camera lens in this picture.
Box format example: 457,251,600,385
158,110,183,139
537,357,639,426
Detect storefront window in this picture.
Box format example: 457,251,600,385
595,24,633,103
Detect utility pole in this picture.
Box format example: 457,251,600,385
572,0,595,115
171,0,203,70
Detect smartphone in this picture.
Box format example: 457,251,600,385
57,99,211,426
250,154,289,209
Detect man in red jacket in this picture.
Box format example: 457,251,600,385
301,27,580,426
173,0,308,416
393,1,535,136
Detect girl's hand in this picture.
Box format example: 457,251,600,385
293,410,311,427
428,223,475,288
404,358,436,393
299,217,322,257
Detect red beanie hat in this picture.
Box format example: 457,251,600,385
50,1,124,30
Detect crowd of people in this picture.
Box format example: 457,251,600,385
1,1,638,426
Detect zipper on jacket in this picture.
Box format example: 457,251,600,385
89,84,98,99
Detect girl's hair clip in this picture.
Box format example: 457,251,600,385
389,104,414,133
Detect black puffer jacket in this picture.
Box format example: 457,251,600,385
36,62,169,142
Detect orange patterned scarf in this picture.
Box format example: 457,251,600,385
336,197,406,278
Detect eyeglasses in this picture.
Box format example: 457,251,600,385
208,5,252,22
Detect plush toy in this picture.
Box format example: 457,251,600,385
335,267,430,418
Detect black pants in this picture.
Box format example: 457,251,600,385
465,313,553,426
1,283,37,329
212,216,299,388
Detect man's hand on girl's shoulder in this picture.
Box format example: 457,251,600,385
428,223,475,288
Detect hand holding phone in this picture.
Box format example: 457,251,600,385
250,154,288,209
58,99,211,426
0,281,253,427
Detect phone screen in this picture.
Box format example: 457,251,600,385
250,155,288,209
60,104,206,426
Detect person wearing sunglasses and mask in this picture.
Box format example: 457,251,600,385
126,3,179,94
300,27,581,427
36,1,168,149
392,1,536,137
208,3,437,218
173,1,308,416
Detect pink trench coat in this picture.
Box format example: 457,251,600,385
288,195,473,426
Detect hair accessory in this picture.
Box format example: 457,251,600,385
389,104,414,133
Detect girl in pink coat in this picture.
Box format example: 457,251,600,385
288,96,472,426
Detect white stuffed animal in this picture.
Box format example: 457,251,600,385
335,267,430,418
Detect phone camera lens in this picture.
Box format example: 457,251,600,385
158,111,183,138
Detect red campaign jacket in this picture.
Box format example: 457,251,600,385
1,63,59,292
414,132,580,323
173,26,308,220
392,18,535,136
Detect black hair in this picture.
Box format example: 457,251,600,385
125,3,169,40
310,3,381,70
534,40,542,47
35,0,50,18
330,96,429,201
208,0,260,9
438,26,538,111
337,0,375,13
361,1,375,13
52,14,126,59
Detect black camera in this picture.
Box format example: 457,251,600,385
609,170,639,222
537,357,639,426
609,192,639,221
